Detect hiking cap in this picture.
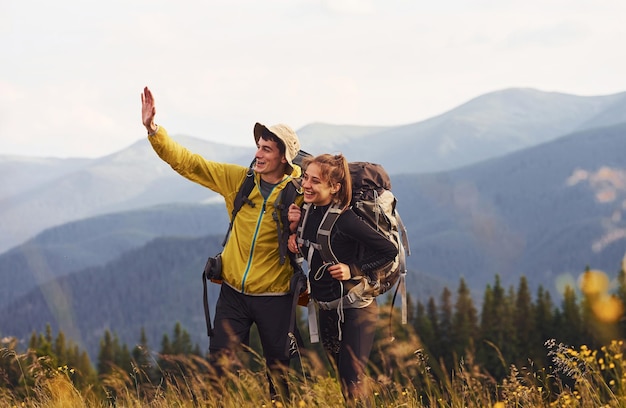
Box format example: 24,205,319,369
253,123,301,173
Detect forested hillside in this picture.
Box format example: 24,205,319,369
0,203,228,310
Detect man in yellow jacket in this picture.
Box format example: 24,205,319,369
141,87,303,401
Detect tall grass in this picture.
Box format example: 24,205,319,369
4,333,626,407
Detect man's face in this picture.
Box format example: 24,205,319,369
253,137,287,180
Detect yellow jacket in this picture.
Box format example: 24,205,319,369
149,126,303,295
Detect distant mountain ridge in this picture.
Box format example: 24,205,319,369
3,88,626,254
339,88,626,174
0,136,253,254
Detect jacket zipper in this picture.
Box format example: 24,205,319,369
240,176,289,292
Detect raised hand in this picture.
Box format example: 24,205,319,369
141,86,157,133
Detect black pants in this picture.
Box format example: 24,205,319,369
318,300,378,401
209,284,297,400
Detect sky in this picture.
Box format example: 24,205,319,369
2,0,626,158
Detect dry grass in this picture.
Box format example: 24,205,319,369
4,335,626,407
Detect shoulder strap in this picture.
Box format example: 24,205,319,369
297,203,321,268
395,210,411,257
295,203,343,265
222,168,255,246
315,204,343,264
272,178,301,266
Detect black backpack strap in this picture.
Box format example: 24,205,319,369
272,179,298,266
203,270,213,337
315,204,343,264
286,264,307,357
295,203,312,248
223,168,255,245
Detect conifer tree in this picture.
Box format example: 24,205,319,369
36,324,54,358
76,348,97,388
28,331,38,350
157,323,198,378
478,276,514,378
514,276,534,366
452,278,478,362
24,326,96,390
161,333,172,355
438,287,454,370
557,285,582,347
426,296,441,360
477,283,494,370
500,285,518,370
171,321,195,355
132,327,153,384
413,300,436,358
118,343,133,374
98,330,116,375
45,323,53,345
54,330,67,367
533,285,555,368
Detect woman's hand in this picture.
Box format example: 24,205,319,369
288,233,299,254
327,263,350,281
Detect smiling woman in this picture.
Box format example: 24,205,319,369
293,152,399,404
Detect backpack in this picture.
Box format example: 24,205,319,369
298,161,411,328
348,162,410,301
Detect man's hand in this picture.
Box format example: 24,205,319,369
141,86,157,134
287,203,301,232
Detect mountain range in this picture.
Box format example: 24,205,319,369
2,87,626,359
4,88,626,255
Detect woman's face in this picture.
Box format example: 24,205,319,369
301,162,337,206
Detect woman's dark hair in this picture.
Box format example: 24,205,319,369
302,153,352,210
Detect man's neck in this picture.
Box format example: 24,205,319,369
260,173,286,184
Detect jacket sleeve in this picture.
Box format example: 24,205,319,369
341,210,398,276
148,126,248,211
